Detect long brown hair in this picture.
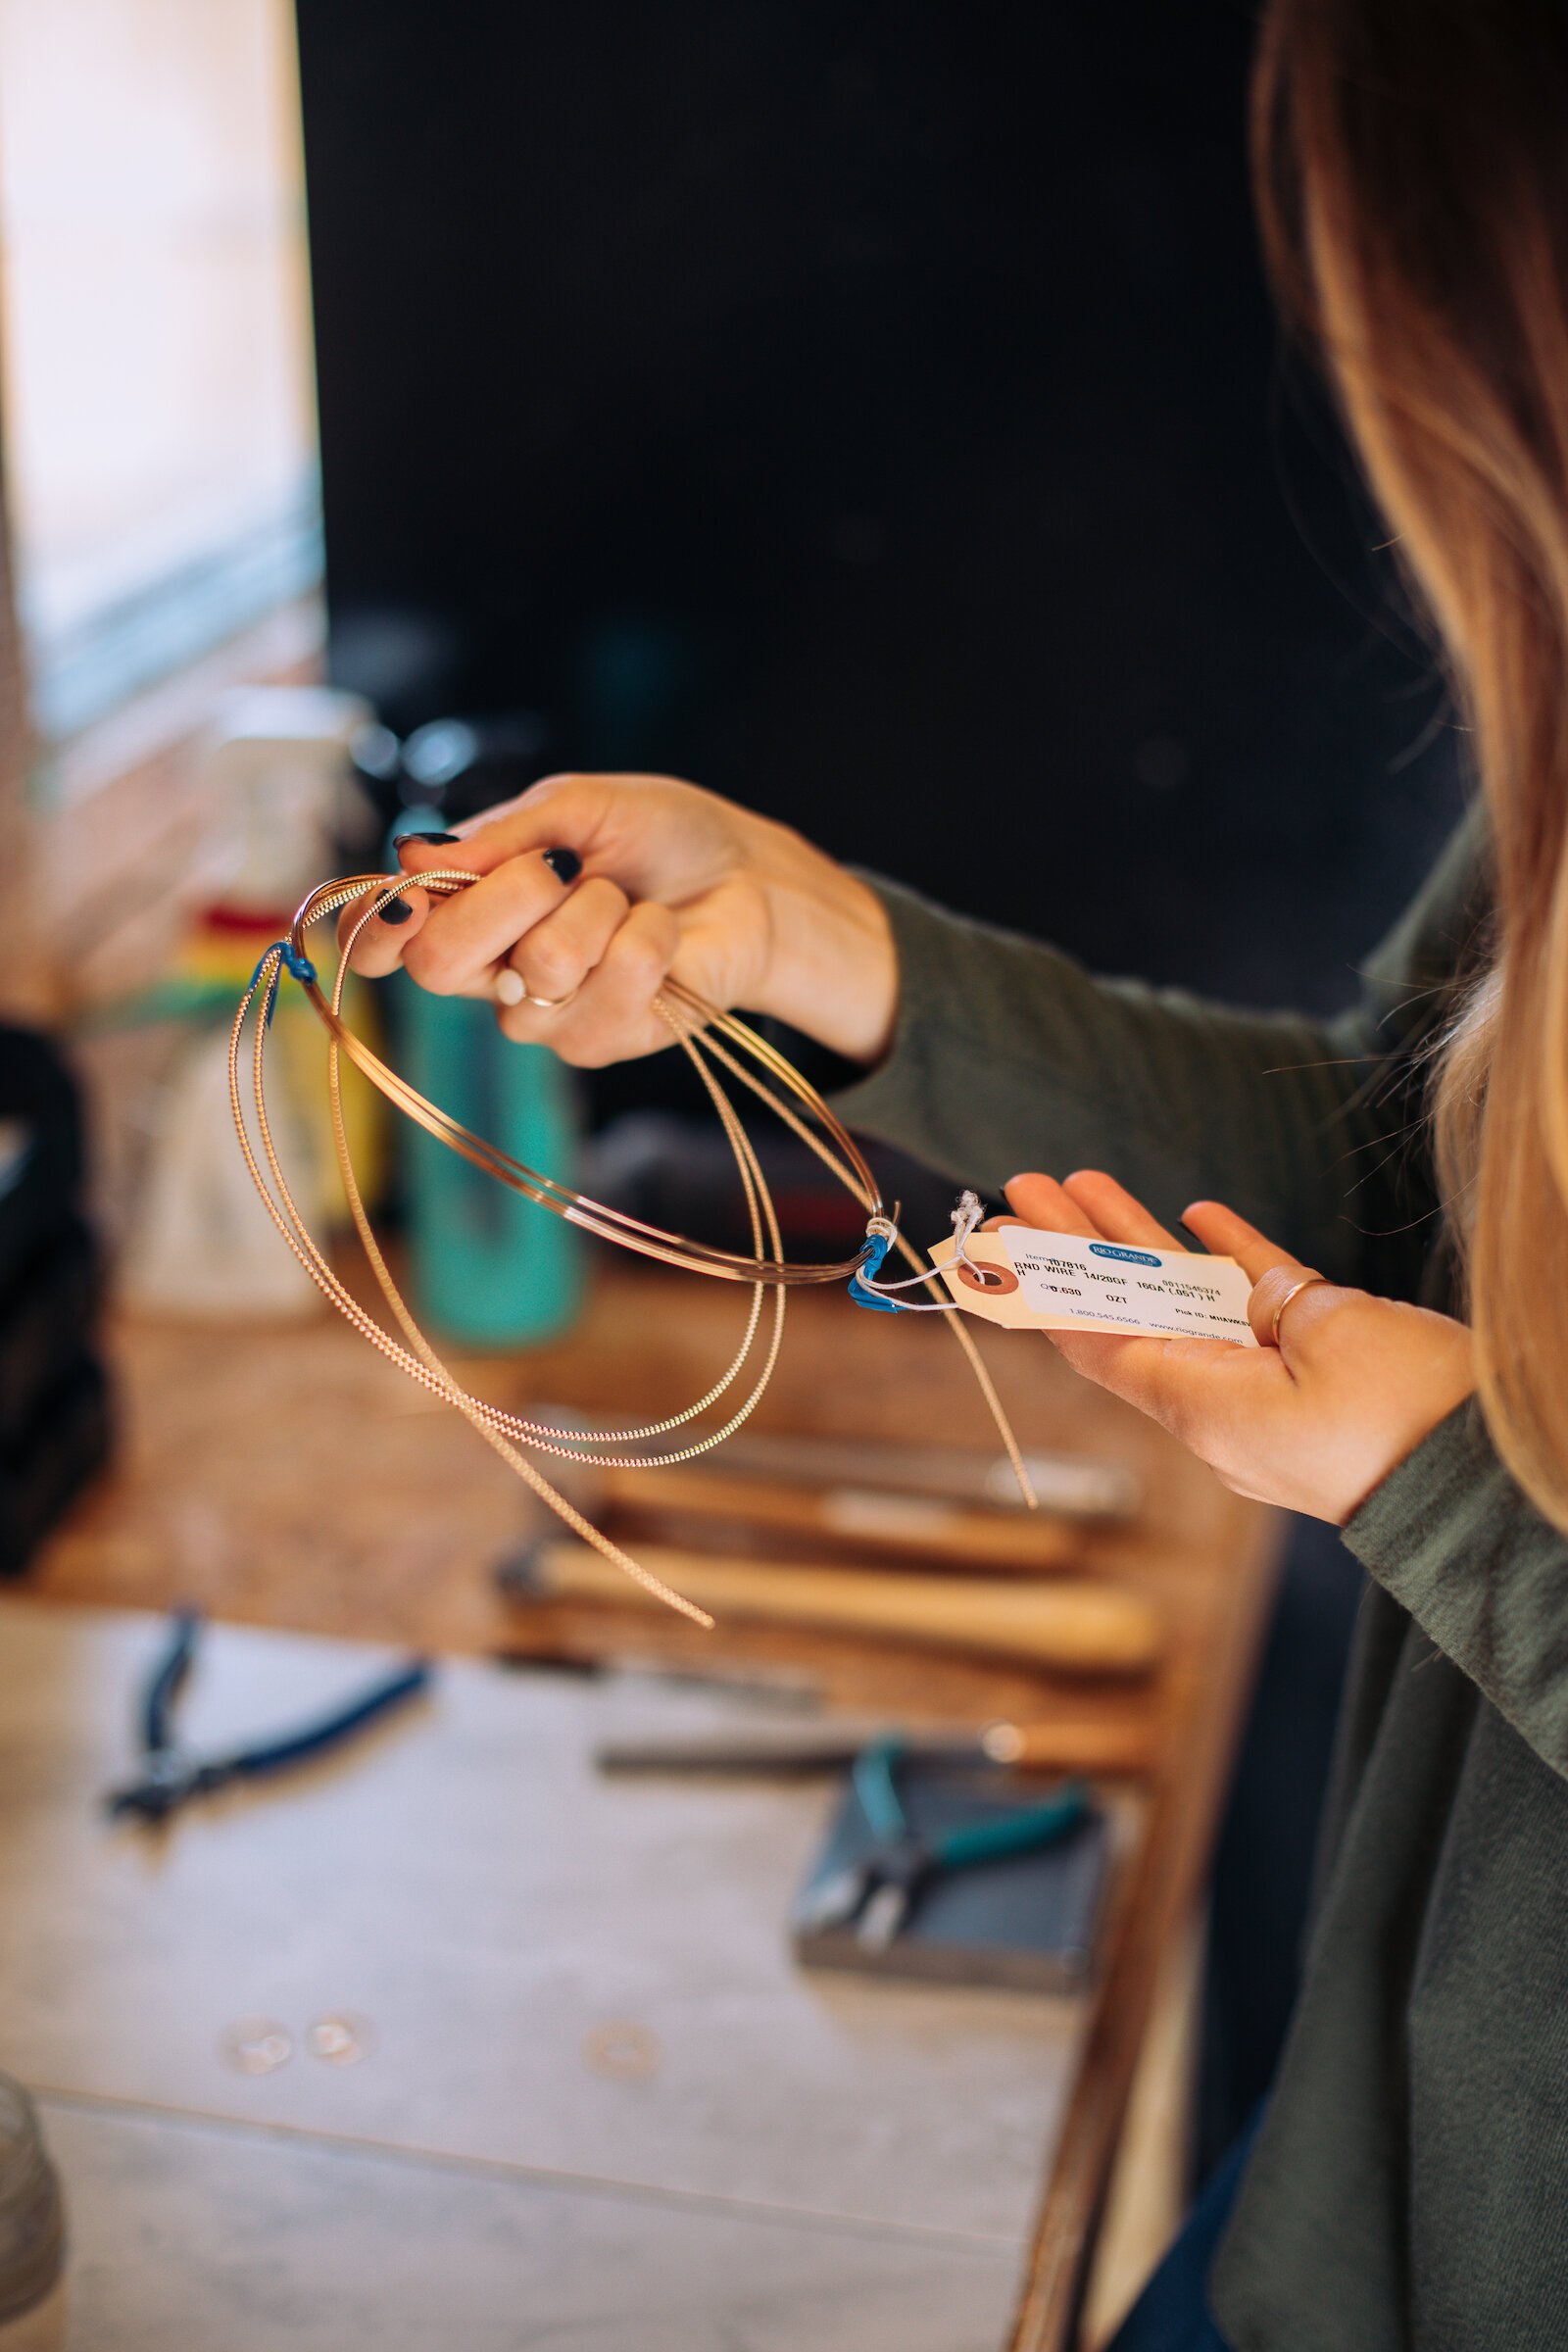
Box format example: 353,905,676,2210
1254,0,1568,1527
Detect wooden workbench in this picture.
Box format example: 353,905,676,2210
27,1254,1278,2347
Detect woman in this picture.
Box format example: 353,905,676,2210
349,4,1568,2342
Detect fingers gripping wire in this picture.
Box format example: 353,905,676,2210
232,877,1040,1621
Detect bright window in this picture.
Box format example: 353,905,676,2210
0,0,319,747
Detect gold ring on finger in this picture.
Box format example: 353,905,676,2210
492,970,578,1011
1269,1272,1328,1348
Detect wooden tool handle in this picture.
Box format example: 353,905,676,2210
984,1719,1157,1776
535,1542,1162,1677
601,1462,1082,1571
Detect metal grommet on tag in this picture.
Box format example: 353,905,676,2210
955,1257,1019,1297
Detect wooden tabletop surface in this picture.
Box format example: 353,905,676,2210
29,1251,1279,2348
0,1598,1086,2352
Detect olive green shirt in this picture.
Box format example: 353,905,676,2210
833,817,1568,2350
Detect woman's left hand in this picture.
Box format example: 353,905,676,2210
998,1171,1476,1524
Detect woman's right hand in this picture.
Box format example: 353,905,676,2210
340,771,898,1068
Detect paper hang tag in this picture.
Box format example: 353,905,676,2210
926,1226,1259,1348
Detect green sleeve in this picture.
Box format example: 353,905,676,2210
829,812,1489,1297
1342,1399,1568,1781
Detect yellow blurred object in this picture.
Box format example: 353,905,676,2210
189,913,390,1221
270,969,388,1222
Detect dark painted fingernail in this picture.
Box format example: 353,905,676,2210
394,829,461,854
375,893,414,924
542,846,581,884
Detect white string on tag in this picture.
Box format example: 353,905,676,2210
855,1190,988,1308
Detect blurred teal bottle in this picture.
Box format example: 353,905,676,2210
388,822,583,1347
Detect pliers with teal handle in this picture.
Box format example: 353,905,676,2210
799,1736,1092,1950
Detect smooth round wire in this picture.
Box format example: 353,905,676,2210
229,868,1039,1626
313,870,1036,1505
286,872,886,1287
327,886,784,1461
231,946,778,1622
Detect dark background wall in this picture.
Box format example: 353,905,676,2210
295,0,1464,1019
293,0,1467,2176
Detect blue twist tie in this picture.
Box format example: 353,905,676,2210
248,941,318,1027
847,1229,905,1313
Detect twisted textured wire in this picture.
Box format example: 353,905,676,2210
674,1021,1038,1511
285,871,885,1285
238,952,739,1621
233,943,791,1624
236,899,809,1617
236,965,785,1489
328,883,786,1468
229,868,1037,1622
